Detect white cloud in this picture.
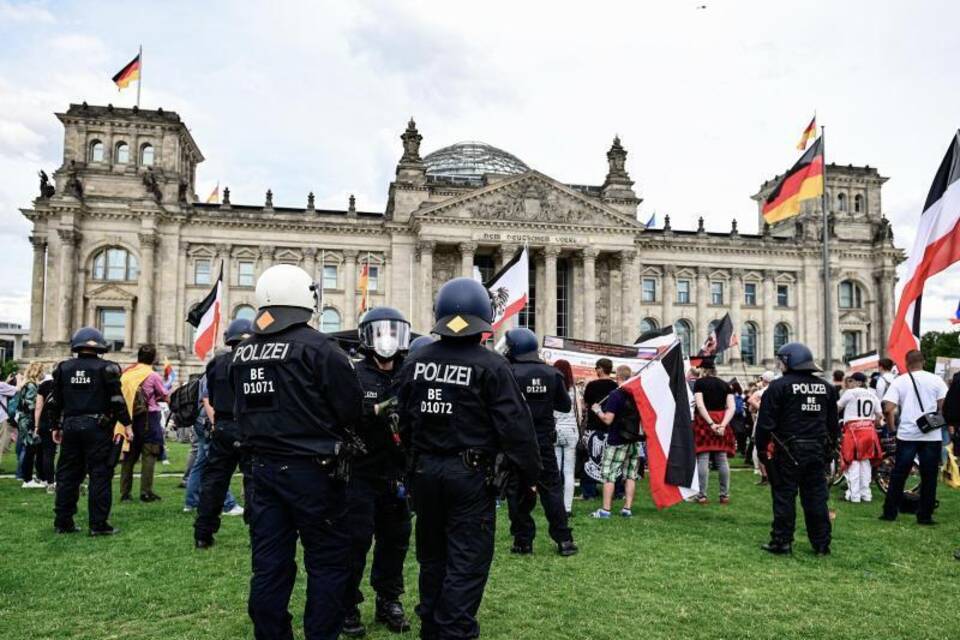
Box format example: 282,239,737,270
0,1,53,23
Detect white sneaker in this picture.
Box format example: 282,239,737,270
183,507,195,513
224,505,244,517
22,480,44,489
46,483,56,494
162,459,171,466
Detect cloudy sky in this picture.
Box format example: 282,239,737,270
1,0,958,333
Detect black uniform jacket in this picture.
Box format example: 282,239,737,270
354,355,404,480
508,359,572,436
50,354,131,426
755,372,839,454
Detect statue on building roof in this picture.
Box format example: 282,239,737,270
38,170,55,199
143,168,162,202
401,118,422,163
65,161,83,199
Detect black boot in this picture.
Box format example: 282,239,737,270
341,608,365,638
375,598,411,633
195,538,215,550
558,540,579,557
761,540,792,555
813,545,831,556
510,540,533,555
90,523,119,537
54,523,80,534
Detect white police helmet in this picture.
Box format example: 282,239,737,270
252,264,320,334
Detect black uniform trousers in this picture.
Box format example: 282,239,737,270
54,416,114,529
769,448,831,549
344,474,412,609
881,439,942,522
247,456,350,640
412,454,495,640
194,419,250,542
507,435,572,546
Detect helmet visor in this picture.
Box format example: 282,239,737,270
360,319,411,359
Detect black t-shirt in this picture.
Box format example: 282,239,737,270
583,377,618,431
693,376,731,412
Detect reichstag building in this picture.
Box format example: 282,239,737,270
21,103,901,373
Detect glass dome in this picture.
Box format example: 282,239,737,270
423,141,529,181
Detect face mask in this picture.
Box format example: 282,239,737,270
374,334,400,359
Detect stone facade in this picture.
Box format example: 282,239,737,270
21,103,902,375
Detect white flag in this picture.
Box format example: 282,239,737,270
486,247,529,330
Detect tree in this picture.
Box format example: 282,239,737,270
0,359,18,381
919,330,960,372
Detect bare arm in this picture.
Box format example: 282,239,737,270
202,397,215,425
719,393,735,428
694,391,714,424
34,394,44,432
883,400,897,434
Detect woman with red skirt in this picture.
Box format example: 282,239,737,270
691,360,736,504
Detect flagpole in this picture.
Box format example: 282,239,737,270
136,45,142,109
821,126,832,372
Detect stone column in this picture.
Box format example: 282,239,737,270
695,266,709,346
417,241,434,331
459,241,477,279
543,246,559,336
344,249,359,328
729,268,743,364
135,232,158,345
582,247,598,341
829,266,842,367
175,241,189,350
662,264,675,332
571,255,584,338
216,243,231,326
29,235,47,345
533,250,545,331
620,249,638,342
762,269,776,364
875,267,896,355
303,247,318,282
57,229,80,343
382,250,393,307
259,245,275,273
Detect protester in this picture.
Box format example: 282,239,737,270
691,360,735,504
748,371,776,484
729,380,749,455
880,349,949,525
832,370,846,395
580,358,617,500
0,376,17,470
16,362,46,488
553,359,579,516
590,365,643,518
184,372,241,515
874,358,896,404
837,372,883,503
118,344,169,503
33,373,57,490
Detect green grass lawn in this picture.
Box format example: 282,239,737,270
1,459,958,640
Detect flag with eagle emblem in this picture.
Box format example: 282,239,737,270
485,246,529,330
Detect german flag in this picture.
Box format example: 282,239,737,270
112,53,141,89
762,137,824,225
796,115,817,150
358,260,370,313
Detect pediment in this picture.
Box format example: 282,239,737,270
86,283,137,302
414,171,643,229
838,309,870,325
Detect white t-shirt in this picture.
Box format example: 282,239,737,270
874,372,895,403
838,387,882,424
882,371,949,442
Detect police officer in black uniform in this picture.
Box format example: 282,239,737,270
342,306,413,637
194,317,254,549
50,327,132,536
230,264,364,640
397,277,541,640
755,342,839,556
503,327,578,556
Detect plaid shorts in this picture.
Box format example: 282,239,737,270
600,442,642,483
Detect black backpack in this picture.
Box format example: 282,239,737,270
615,391,644,444
169,378,201,429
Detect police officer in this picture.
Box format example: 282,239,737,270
503,327,578,556
50,327,132,536
397,277,541,640
755,342,839,556
230,264,364,640
407,334,436,355
194,318,253,549
342,306,413,637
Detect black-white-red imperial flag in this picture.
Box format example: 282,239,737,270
485,246,529,330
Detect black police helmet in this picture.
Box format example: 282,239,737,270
224,318,254,346
408,335,436,354
776,341,821,373
505,328,540,362
70,327,108,354
432,277,494,337
359,306,408,327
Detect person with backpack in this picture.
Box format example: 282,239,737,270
33,372,58,489
184,371,241,517
590,365,645,518
691,359,736,505
118,344,169,503
16,361,46,488
1,374,20,472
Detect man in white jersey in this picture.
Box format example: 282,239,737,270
837,372,883,502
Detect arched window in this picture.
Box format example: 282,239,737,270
233,305,256,322
838,280,863,309
741,322,758,365
639,317,658,337
140,143,154,166
854,194,863,213
773,322,790,353
115,142,130,164
91,247,139,281
837,192,847,211
320,307,341,333
707,319,725,364
89,140,104,162
674,319,693,357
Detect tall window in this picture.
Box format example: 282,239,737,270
140,143,154,166
323,264,338,290
98,308,126,351
238,260,255,286
519,261,536,332
710,281,724,305
676,279,691,304
194,259,212,285
367,265,380,291
556,258,570,337
640,317,658,336
744,282,757,306
234,305,256,321
773,323,790,353
321,307,341,333
92,247,139,281
89,140,104,162
475,255,495,283
674,320,693,357
741,322,758,365
837,192,847,211
776,284,789,308
843,331,862,359
854,194,863,213
838,280,863,309
641,277,657,303
115,142,130,164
